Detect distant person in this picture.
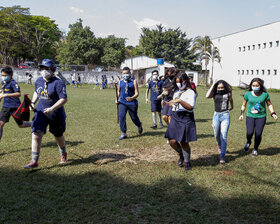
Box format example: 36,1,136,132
115,67,143,140
94,76,101,89
110,76,115,88
206,80,233,164
76,73,81,88
239,78,278,157
0,66,32,142
146,70,164,129
24,59,68,168
26,72,33,85
71,73,75,87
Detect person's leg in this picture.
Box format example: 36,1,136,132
55,135,67,163
169,139,184,166
118,103,128,138
245,116,255,150
162,115,169,125
152,111,157,126
253,117,266,151
181,142,192,170
158,112,163,127
0,121,6,141
127,104,142,128
212,113,221,151
219,113,230,162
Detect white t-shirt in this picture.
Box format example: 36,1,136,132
172,89,196,112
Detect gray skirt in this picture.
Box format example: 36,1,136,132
165,111,197,143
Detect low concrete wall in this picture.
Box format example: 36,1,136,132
12,68,122,84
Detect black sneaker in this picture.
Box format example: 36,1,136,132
252,149,258,157
150,124,157,129
177,156,184,167
138,124,143,134
243,142,250,152
184,162,192,171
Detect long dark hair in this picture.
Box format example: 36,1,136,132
211,80,232,96
248,78,266,93
166,71,196,98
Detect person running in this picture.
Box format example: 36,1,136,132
0,66,32,142
239,78,278,157
76,73,81,88
164,72,197,171
116,67,143,140
146,70,164,129
24,59,68,168
70,73,75,87
206,80,233,164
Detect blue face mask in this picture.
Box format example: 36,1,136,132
2,76,11,82
123,74,131,81
252,87,260,92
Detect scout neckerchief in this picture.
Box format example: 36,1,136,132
1,78,11,93
43,78,53,102
152,80,159,94
174,88,188,111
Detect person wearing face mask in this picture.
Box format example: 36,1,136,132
239,78,278,157
146,70,164,129
0,66,32,143
115,67,143,140
163,72,197,171
24,59,68,168
206,80,233,164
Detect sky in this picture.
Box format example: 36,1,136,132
1,0,280,46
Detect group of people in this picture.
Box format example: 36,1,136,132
70,72,81,88
0,61,278,170
115,67,278,171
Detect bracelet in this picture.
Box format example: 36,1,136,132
271,112,276,117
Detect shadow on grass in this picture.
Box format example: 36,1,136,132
126,131,165,139
41,140,85,148
0,147,30,157
0,167,278,223
196,118,211,123
266,121,277,126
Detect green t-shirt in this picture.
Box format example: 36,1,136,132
244,91,270,118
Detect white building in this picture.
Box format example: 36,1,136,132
121,55,198,85
209,21,280,89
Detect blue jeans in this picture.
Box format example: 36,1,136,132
212,111,230,157
119,103,142,133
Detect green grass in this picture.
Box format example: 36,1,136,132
0,84,279,223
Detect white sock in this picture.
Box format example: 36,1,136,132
152,113,157,125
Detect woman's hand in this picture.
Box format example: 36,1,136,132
170,99,181,104
272,114,278,121
163,101,173,107
239,114,244,121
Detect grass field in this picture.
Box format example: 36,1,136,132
0,84,279,223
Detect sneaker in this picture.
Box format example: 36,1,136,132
150,124,157,129
252,149,258,157
184,162,192,171
24,161,38,169
118,134,127,140
138,124,143,134
60,152,67,164
177,156,184,167
220,155,225,164
243,142,250,152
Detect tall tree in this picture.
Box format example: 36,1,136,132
210,46,221,84
191,36,212,85
138,25,198,70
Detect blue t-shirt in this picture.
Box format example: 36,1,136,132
1,79,21,108
35,77,67,119
148,80,163,101
119,79,138,106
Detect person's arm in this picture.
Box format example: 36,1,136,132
170,98,193,111
0,91,21,100
206,82,215,98
146,88,149,103
229,94,234,111
44,98,67,114
126,80,139,102
239,99,247,121
170,91,195,111
30,91,39,110
115,81,120,104
266,99,278,120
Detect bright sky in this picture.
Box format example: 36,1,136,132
1,0,280,46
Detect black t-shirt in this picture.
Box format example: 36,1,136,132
162,78,173,101
214,93,229,112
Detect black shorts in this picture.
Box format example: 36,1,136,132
0,107,23,125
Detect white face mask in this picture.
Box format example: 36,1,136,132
176,82,186,90
152,75,158,81
41,70,53,80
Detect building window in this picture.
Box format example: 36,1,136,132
246,70,249,75
276,41,279,47
263,43,266,48
239,47,241,52
238,70,240,75
268,70,271,75
248,46,250,50
274,70,277,75
252,45,255,50
262,70,265,75
251,70,254,75
242,70,244,75
258,44,261,49
243,46,246,51
256,70,259,75
269,42,273,48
